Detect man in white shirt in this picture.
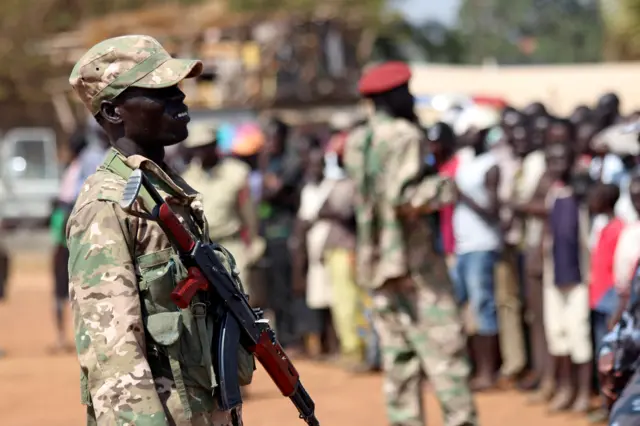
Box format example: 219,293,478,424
453,105,503,391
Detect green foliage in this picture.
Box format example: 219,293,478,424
230,0,387,16
456,0,603,64
0,0,207,120
372,19,466,63
601,0,640,60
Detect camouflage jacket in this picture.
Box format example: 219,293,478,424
343,113,454,290
67,148,254,426
599,263,640,386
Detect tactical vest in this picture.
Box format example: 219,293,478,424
79,150,255,419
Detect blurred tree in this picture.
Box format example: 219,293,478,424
230,0,463,63
456,0,603,64
1,0,386,105
0,0,467,127
230,0,387,20
371,17,466,63
0,0,205,127
600,0,640,60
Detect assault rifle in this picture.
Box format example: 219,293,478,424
120,168,319,426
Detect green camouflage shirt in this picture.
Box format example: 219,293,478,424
67,148,253,425
343,113,454,290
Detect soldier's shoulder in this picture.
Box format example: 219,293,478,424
222,157,250,177
72,168,126,214
67,169,133,247
217,158,250,191
346,124,369,143
372,116,422,142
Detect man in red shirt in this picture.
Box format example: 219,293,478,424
428,122,459,264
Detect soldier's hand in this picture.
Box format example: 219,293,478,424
397,204,421,222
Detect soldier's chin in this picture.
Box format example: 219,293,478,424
165,129,189,146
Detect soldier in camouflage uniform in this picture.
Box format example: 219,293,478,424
343,61,477,426
67,35,254,426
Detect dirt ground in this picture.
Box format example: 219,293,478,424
0,253,591,426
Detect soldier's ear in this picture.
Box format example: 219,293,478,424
99,100,122,125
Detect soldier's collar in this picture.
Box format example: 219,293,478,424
103,147,200,203
370,111,395,123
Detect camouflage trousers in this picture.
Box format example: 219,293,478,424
85,389,243,426
610,368,640,426
372,275,477,426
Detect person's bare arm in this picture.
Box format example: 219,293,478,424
457,165,501,223
513,173,552,218
517,200,548,217
609,293,629,331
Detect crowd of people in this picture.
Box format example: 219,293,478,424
428,94,640,424
209,90,640,424
45,53,640,425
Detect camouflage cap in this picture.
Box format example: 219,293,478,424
70,35,203,115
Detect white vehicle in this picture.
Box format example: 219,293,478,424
0,127,60,228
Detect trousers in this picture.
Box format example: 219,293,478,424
495,247,526,376
454,251,499,335
372,274,477,426
264,238,299,347
543,254,592,363
326,249,365,360
524,247,549,378
86,398,243,426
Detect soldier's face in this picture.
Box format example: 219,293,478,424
114,85,190,146
379,84,415,121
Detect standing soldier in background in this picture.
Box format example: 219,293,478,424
343,61,477,426
67,35,254,426
181,123,264,299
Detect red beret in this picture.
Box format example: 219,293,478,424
358,61,412,96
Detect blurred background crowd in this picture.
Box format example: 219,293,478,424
5,1,640,425
45,89,640,424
